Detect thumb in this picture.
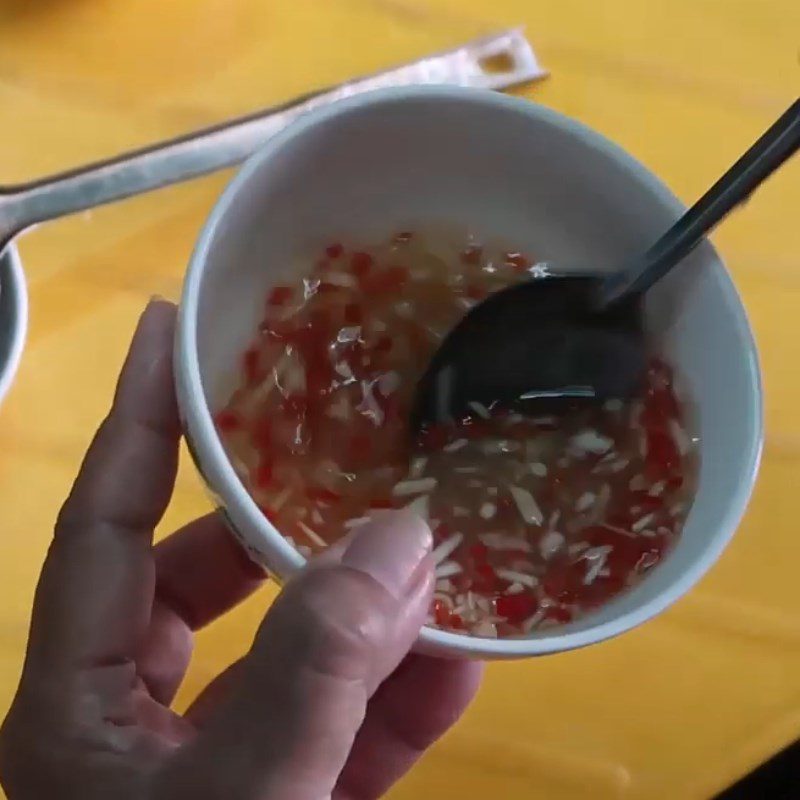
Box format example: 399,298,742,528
156,511,433,800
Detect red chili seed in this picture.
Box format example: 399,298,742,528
283,394,308,418
308,487,341,504
636,548,663,574
542,562,583,605
373,335,393,354
606,538,651,575
376,392,399,427
666,475,684,491
469,542,489,563
497,496,514,513
262,318,296,341
369,497,395,510
318,281,344,294
461,244,483,265
435,521,452,539
458,417,492,440
433,598,450,627
647,357,674,389
325,243,344,259
267,285,294,306
348,432,372,463
449,613,465,630
344,303,363,325
393,231,414,244
605,512,634,530
534,416,560,431
351,251,374,276
255,460,274,489
582,573,628,609
406,322,431,353
243,347,261,384
473,562,498,593
545,606,574,624
215,409,241,432
646,427,681,474
259,505,277,524
641,387,680,427
251,416,272,450
583,524,623,546
416,423,452,450
504,252,529,273
604,542,653,579
459,411,479,428
495,593,538,624
627,491,665,513
472,578,497,595
305,367,331,404
364,265,409,294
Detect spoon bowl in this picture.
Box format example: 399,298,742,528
413,97,798,428
412,273,645,428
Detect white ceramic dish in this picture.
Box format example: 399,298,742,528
0,244,28,407
175,86,762,660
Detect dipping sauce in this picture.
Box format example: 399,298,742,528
215,231,697,638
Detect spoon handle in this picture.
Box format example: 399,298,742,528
600,97,800,307
0,29,544,255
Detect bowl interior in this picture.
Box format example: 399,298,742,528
182,88,761,656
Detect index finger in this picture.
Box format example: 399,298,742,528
25,300,180,677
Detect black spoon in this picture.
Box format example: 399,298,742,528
412,97,800,430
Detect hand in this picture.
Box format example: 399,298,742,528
0,300,483,800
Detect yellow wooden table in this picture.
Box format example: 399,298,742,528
1,1,798,797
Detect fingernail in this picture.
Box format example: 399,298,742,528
134,298,175,343
116,300,177,405
341,511,432,599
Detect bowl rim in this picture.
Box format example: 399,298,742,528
177,85,763,658
0,244,28,407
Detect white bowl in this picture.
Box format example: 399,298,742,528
176,86,762,660
0,244,28,406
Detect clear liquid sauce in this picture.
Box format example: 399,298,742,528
216,230,698,638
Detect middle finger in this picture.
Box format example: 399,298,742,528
136,514,266,704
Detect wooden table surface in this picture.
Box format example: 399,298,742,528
0,1,798,797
